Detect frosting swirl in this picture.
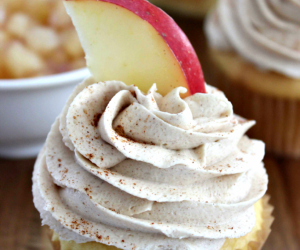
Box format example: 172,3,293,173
205,0,300,78
33,78,268,250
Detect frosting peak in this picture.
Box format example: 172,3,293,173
205,0,300,78
33,78,268,250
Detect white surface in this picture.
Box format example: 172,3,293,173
0,68,90,159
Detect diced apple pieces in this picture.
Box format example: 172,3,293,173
0,30,10,47
5,42,45,78
1,0,23,12
48,49,69,65
25,26,60,55
60,29,84,58
24,0,51,23
71,58,86,70
0,5,6,27
7,13,33,38
0,0,85,79
0,31,10,78
49,1,72,29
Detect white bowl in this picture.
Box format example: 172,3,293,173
0,68,90,159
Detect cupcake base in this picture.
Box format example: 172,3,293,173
149,0,217,18
209,48,300,158
49,196,273,250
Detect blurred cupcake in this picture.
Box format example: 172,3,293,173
205,0,300,158
149,0,217,18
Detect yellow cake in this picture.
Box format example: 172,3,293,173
50,196,273,250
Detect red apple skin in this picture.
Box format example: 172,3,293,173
65,0,206,94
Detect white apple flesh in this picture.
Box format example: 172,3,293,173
64,0,206,96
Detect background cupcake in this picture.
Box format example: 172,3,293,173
205,0,300,158
149,0,217,18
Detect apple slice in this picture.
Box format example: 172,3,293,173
64,0,205,96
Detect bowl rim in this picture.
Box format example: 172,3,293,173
0,67,90,91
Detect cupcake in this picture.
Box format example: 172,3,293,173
205,0,300,157
32,0,273,249
149,0,217,18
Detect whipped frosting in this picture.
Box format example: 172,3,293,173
33,78,268,250
205,0,300,78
